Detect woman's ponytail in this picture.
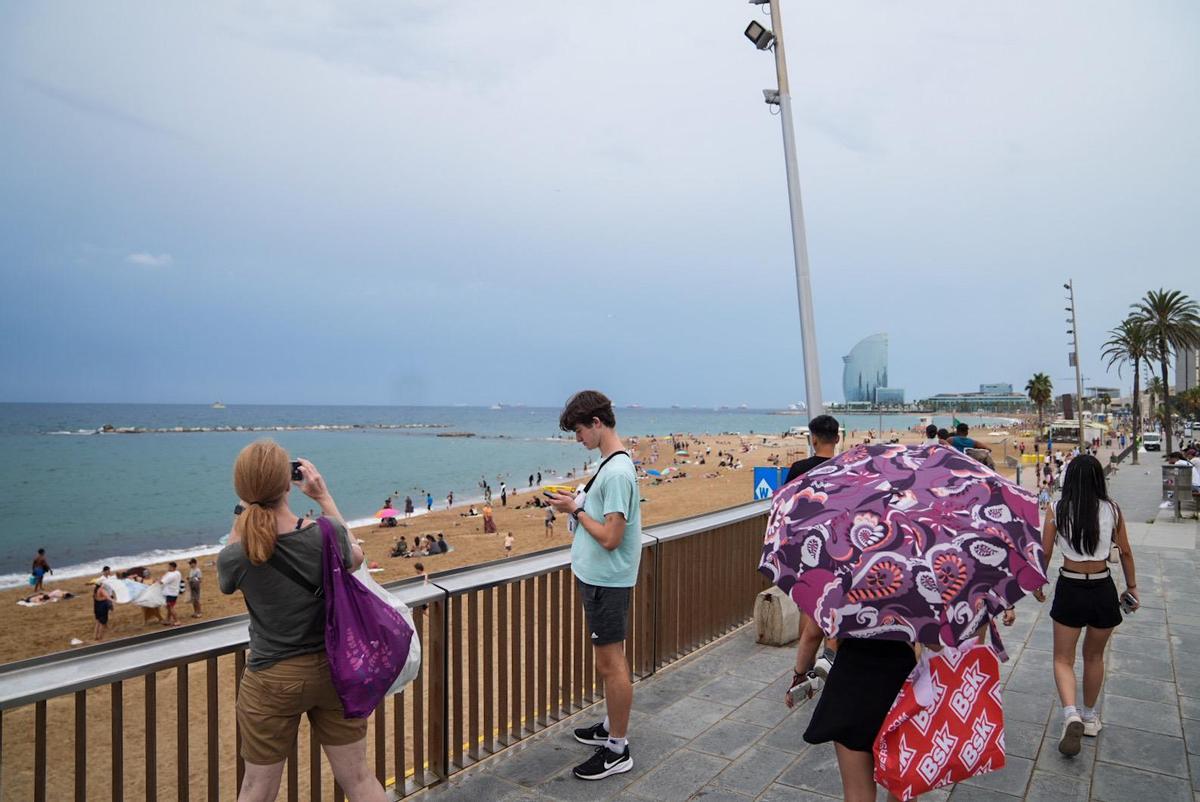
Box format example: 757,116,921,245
232,440,292,566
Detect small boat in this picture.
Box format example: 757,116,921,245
211,402,226,409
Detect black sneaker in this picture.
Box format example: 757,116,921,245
573,721,609,746
573,745,633,780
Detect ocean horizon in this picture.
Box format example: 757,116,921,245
0,402,1016,588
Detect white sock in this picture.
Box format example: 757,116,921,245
606,736,628,753
602,716,610,732
1081,705,1097,721
1063,705,1079,721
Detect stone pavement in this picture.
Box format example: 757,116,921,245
417,463,1200,802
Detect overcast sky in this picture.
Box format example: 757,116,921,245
2,1,1197,408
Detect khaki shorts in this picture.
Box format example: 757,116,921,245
236,652,367,765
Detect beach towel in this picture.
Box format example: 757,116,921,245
133,582,166,608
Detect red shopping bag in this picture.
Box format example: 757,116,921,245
873,643,1005,801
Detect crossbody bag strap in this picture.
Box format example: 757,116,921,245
583,450,629,494
266,525,324,598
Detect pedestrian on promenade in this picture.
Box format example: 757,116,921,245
1033,454,1138,757
547,390,641,781
161,562,182,626
188,557,203,618
31,548,51,591
782,415,841,709
218,441,386,802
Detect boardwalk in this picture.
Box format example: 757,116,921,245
417,458,1200,801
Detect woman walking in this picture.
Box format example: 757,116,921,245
218,440,387,802
1035,454,1138,756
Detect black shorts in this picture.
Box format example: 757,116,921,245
1050,574,1122,629
804,639,916,753
576,579,631,647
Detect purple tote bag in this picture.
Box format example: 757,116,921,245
319,517,414,718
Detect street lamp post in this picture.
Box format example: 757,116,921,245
1065,280,1086,450
746,0,824,417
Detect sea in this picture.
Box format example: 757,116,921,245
0,403,1015,588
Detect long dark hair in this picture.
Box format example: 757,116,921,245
1054,454,1111,556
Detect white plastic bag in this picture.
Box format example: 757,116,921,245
353,563,422,694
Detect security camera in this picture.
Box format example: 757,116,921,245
763,89,780,105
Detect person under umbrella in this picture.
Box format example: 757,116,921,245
760,443,1047,801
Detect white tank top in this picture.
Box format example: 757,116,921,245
1056,500,1117,562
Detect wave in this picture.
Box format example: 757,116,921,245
0,543,226,590
43,423,452,436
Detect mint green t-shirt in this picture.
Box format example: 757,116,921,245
571,453,642,588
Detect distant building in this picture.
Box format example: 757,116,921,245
979,383,1012,395
924,389,1030,412
842,333,888,404
874,387,905,405
1177,347,1199,394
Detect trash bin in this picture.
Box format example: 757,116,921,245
1162,465,1196,518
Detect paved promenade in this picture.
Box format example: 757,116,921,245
419,457,1200,801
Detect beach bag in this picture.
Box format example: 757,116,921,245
319,518,415,718
873,643,1005,801
352,562,422,695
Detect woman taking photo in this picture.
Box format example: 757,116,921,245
218,440,386,802
1035,454,1138,757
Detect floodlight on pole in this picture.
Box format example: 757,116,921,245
742,0,824,417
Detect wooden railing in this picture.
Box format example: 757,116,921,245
0,501,771,801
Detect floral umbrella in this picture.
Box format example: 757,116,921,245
759,443,1047,651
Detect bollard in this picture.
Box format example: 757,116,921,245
754,586,800,646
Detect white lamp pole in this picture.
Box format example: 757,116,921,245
750,0,824,417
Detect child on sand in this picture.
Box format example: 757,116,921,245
503,532,514,556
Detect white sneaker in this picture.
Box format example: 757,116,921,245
1082,716,1102,737
1059,715,1084,756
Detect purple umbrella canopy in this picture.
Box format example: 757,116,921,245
759,444,1047,651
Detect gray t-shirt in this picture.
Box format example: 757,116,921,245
217,519,353,671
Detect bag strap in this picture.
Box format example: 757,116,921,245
583,450,629,493
266,522,324,598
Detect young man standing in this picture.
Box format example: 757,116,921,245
785,414,840,484
187,558,203,618
548,390,641,781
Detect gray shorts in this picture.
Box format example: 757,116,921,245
577,579,631,646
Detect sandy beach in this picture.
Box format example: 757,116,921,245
0,424,1040,666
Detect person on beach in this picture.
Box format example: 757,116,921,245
161,562,182,626
404,496,414,518
391,536,410,558
501,485,507,507
547,390,641,781
187,558,203,618
436,533,449,554
217,440,387,802
503,532,514,556
92,579,113,641
482,504,497,534
544,505,556,538
1034,454,1138,757
425,492,433,512
31,548,51,591
446,491,454,509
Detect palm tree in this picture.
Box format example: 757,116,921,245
1132,289,1200,453
1102,317,1153,464
1025,372,1053,431
1099,393,1112,416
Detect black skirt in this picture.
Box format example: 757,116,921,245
804,639,917,753
1050,574,1122,629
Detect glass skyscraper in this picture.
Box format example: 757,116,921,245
842,333,888,403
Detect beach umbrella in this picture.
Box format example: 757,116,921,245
376,508,401,519
759,443,1046,651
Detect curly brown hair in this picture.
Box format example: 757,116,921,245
558,390,615,431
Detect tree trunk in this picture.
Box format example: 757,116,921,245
1132,362,1140,465
1161,335,1173,454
